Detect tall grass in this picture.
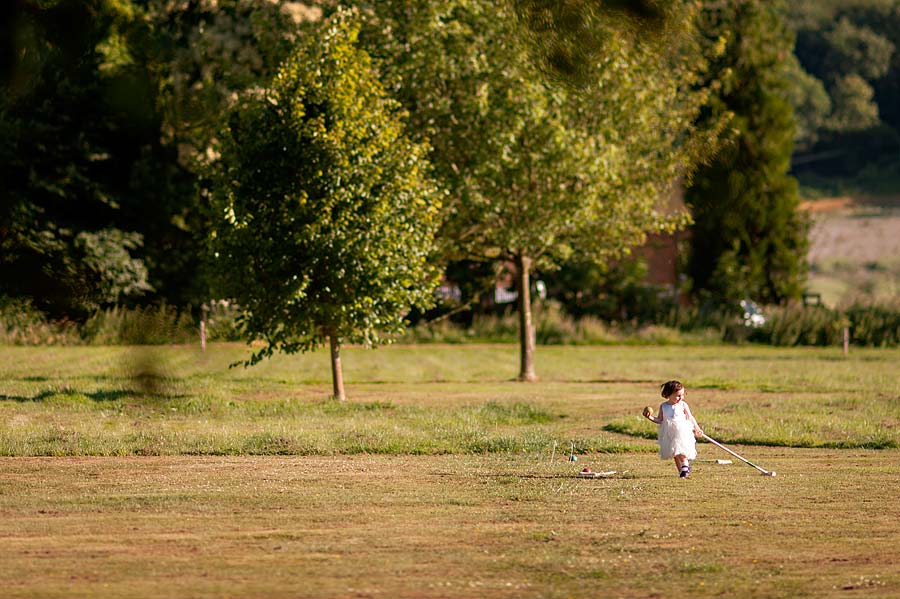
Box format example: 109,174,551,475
750,304,844,346
1,299,245,346
0,297,82,345
81,303,197,344
750,299,900,347
3,296,899,347
405,299,900,348
844,300,900,346
1,345,898,456
0,390,636,457
402,301,722,346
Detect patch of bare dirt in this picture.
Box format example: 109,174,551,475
800,194,900,213
802,195,900,263
799,196,856,212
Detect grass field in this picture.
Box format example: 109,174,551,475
1,344,899,597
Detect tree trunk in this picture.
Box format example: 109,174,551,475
329,333,346,401
514,254,537,382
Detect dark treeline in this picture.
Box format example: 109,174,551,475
1,0,898,327
787,0,900,180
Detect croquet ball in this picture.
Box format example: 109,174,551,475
569,455,577,462
581,467,592,473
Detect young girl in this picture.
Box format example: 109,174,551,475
643,380,703,478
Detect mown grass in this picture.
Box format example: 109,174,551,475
2,393,623,457
2,344,899,597
1,451,898,598
606,390,900,449
1,344,898,455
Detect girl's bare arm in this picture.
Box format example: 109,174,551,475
642,404,661,424
684,402,703,435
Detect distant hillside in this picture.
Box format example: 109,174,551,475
802,194,900,306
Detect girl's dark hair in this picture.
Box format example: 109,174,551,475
661,380,684,399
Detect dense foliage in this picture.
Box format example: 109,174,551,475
341,0,718,379
685,0,809,305
146,0,311,168
0,0,194,318
788,1,900,180
2,0,897,356
208,10,441,398
0,0,313,319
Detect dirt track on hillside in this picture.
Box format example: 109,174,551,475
803,195,900,263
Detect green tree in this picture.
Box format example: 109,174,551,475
686,0,808,306
844,0,900,173
781,53,832,150
0,0,191,318
145,0,319,169
138,0,322,305
509,0,686,87
346,0,716,380
812,16,893,134
838,3,900,150
788,2,897,156
208,10,441,400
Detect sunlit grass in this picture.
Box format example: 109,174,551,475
2,344,900,597
0,388,641,456
606,391,900,449
1,344,898,455
2,451,898,598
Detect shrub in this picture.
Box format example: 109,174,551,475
534,301,580,345
468,312,520,343
745,301,900,347
81,303,197,345
202,300,245,342
0,297,81,345
399,318,474,344
751,304,843,346
844,300,900,346
4,295,897,348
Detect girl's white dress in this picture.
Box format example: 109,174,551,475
658,401,697,460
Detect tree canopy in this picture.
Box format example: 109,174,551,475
208,9,442,399
6,0,893,356
787,0,900,175
344,0,718,379
686,0,808,305
1,0,192,318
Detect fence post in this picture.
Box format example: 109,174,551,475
842,326,849,356
200,303,208,352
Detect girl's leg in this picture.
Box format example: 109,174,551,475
675,454,690,477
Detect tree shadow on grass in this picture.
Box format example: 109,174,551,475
730,353,893,362
0,389,130,402
582,378,658,384
0,382,184,403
